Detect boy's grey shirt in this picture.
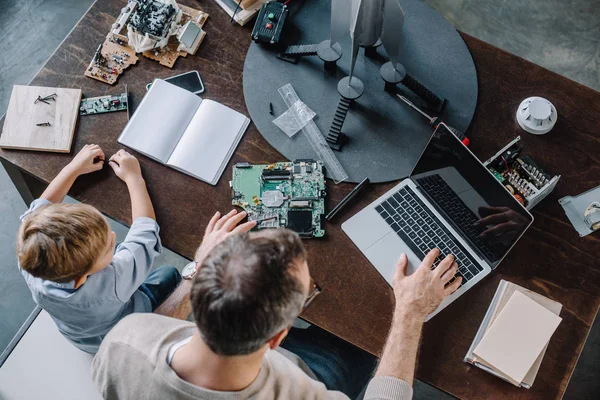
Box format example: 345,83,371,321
18,198,163,354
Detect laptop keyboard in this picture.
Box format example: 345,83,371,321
416,175,497,261
375,186,484,286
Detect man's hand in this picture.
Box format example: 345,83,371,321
108,150,143,184
65,144,105,176
374,249,462,385
392,249,461,319
194,209,257,265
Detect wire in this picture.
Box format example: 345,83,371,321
500,155,510,172
283,0,292,5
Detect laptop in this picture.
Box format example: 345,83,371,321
342,124,534,320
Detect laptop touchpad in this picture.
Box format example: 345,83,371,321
364,233,419,284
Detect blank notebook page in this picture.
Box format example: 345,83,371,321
167,100,248,184
472,290,562,384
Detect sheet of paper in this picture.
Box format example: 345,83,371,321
473,291,562,385
118,80,202,163
167,100,249,184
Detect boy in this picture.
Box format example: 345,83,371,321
17,144,181,353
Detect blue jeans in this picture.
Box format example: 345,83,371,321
281,325,378,399
138,266,182,311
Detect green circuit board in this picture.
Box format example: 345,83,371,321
79,92,128,116
231,160,326,238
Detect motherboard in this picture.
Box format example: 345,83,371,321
231,160,326,238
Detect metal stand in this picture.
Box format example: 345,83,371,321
326,97,353,150
380,61,445,112
279,40,342,73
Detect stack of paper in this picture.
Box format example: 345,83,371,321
464,280,562,388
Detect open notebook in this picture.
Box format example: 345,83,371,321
118,79,250,185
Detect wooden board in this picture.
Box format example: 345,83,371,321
84,35,139,85
0,85,81,153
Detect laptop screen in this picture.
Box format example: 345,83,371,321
411,124,532,268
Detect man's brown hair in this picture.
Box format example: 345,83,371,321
17,203,110,283
191,229,307,356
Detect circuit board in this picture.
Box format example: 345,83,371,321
484,137,560,210
84,1,208,84
84,37,139,85
231,160,326,238
79,90,128,116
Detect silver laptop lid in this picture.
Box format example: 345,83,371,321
409,124,533,268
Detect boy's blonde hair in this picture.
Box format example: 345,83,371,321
17,203,110,283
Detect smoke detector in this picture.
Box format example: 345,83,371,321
516,97,557,135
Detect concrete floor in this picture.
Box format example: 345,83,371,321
0,0,598,398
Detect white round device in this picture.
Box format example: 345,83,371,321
516,97,557,135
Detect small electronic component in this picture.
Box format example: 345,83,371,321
483,137,560,210
80,89,129,116
251,2,288,44
231,160,326,238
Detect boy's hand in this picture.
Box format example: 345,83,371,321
66,144,105,176
108,150,143,184
194,210,257,265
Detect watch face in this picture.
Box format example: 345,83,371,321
182,262,197,279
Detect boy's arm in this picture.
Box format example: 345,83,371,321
41,144,105,203
108,150,155,220
154,210,256,319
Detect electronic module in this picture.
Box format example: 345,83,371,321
483,137,560,210
79,90,129,116
231,160,326,238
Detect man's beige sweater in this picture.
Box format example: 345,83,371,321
92,314,412,400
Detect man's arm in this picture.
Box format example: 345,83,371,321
365,250,461,399
154,280,193,319
109,150,155,220
375,305,425,384
41,144,105,203
154,210,256,319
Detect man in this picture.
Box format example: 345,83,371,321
92,210,461,399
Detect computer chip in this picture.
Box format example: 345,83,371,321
287,210,313,234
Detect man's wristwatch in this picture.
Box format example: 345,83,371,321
182,261,199,280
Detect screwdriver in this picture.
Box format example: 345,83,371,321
397,95,470,146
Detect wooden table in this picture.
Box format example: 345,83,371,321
2,1,599,398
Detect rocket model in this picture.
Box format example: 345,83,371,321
330,0,405,99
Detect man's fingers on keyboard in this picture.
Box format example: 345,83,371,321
434,254,455,278
444,277,462,295
422,249,440,269
440,262,458,283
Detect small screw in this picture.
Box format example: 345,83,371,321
36,122,51,126
35,96,49,104
40,94,57,101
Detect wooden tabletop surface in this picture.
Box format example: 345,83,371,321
2,1,600,398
